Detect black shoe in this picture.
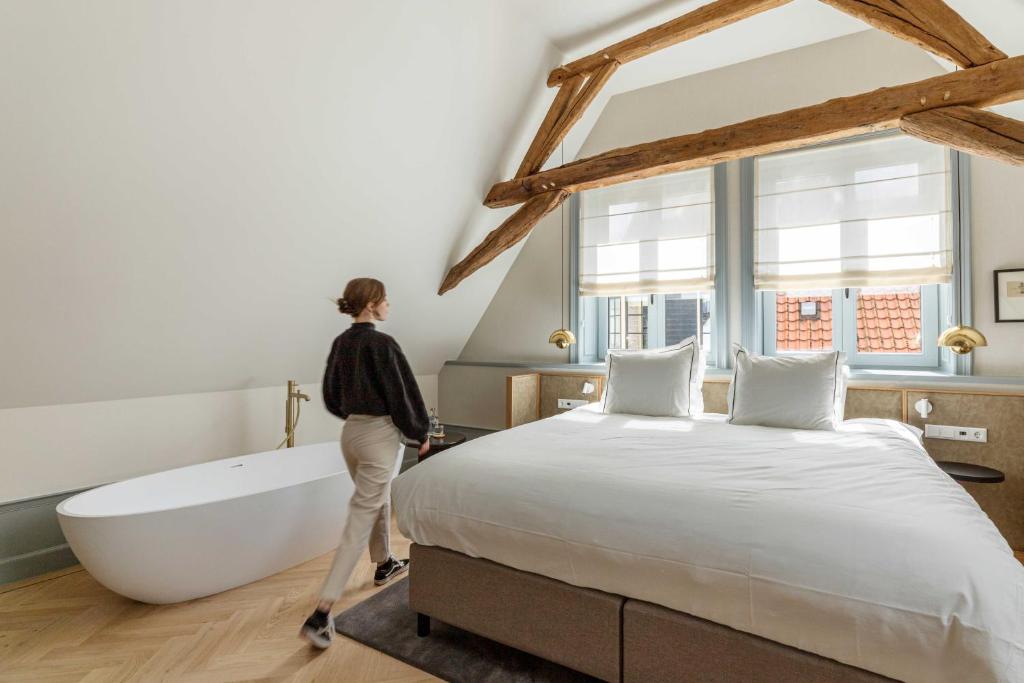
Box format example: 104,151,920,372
299,609,334,649
374,557,409,586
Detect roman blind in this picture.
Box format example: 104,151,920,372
755,134,952,290
579,167,714,296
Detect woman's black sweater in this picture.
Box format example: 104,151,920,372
322,322,430,444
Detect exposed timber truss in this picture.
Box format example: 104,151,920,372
439,0,1024,295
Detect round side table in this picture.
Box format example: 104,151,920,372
935,461,1005,484
418,431,467,462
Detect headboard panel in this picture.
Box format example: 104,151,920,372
506,374,541,429
843,388,904,421
506,372,604,428
907,390,1024,549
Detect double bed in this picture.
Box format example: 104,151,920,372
392,403,1024,682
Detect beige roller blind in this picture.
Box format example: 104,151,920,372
579,167,715,296
755,135,952,291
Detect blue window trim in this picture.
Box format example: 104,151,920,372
572,163,728,367
740,158,758,354
713,163,730,368
951,150,973,376
740,133,972,375
568,193,581,364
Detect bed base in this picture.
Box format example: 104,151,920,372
409,543,623,680
409,544,893,683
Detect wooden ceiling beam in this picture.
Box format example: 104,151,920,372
900,106,1024,166
440,1,1022,294
818,0,1006,68
516,62,618,179
515,75,584,180
485,56,1024,208
546,0,793,87
438,190,570,295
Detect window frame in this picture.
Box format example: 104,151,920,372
740,131,972,374
760,285,941,369
570,133,972,376
572,164,728,366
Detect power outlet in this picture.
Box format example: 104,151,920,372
557,398,589,410
924,424,988,443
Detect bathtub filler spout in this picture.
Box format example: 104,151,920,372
283,380,310,448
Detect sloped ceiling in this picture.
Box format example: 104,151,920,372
513,0,1024,164
2,1,1021,409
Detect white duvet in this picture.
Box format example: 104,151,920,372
392,404,1024,682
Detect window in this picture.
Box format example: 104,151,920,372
576,166,719,363
763,285,940,368
585,293,713,358
752,134,955,369
607,296,622,350
754,135,952,290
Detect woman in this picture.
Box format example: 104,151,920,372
301,277,430,649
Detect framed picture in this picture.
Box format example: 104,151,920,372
994,268,1024,322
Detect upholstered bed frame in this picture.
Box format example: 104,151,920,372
409,544,894,682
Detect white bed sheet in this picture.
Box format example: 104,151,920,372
392,404,1024,682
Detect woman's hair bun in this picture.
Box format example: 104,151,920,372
336,278,386,318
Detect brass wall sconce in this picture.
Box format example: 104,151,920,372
937,324,988,355
548,328,576,349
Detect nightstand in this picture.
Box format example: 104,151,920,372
935,461,1005,484
418,431,467,462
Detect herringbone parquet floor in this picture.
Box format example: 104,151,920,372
0,520,437,683
3,530,1022,683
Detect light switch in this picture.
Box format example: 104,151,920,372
924,424,987,443
557,398,589,410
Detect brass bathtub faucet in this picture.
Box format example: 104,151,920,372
284,380,310,448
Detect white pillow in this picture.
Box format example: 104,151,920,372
652,336,706,416
835,364,850,421
727,346,846,431
689,344,707,417
603,342,696,417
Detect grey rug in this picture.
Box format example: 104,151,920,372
334,578,600,683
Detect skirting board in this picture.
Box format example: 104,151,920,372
0,488,86,586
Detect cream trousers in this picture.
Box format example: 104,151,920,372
318,414,404,604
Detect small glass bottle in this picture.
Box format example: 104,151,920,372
429,408,444,438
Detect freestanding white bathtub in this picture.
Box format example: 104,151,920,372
57,442,353,604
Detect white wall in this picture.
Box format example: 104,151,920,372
458,30,1024,379
970,158,1024,376
0,1,557,410
458,210,571,363
0,377,437,505
0,0,549,502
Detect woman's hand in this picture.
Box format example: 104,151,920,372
418,440,431,457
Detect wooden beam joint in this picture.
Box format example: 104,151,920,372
818,0,1006,68
547,0,794,87
900,106,1024,166
515,61,618,179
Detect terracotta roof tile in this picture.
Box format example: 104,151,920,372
775,294,832,352
775,290,922,354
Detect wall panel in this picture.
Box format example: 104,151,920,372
908,390,1024,549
